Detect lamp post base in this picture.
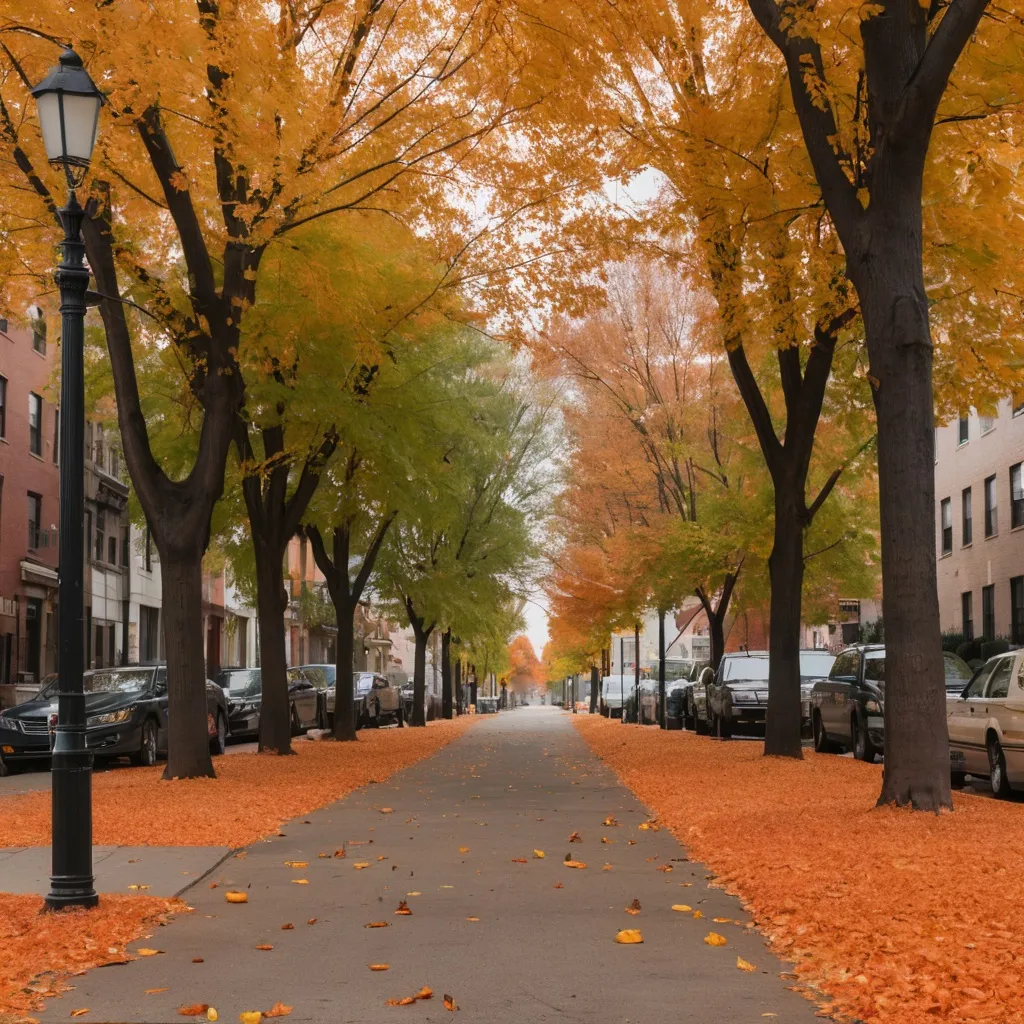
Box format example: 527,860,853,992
45,743,97,911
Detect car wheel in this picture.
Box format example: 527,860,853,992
695,706,709,736
988,736,1013,798
370,699,381,729
396,705,405,728
316,699,327,731
812,711,836,754
853,714,875,762
950,770,966,789
131,718,158,767
209,711,227,755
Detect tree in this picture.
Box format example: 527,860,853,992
376,350,551,724
508,635,542,693
0,0,568,777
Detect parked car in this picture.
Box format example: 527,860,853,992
810,645,974,762
288,665,333,729
600,674,629,718
216,668,264,738
697,650,838,738
622,678,658,724
947,650,1024,797
357,672,404,728
0,664,228,773
216,667,321,739
668,661,710,730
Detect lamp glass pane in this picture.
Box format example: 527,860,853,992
61,92,102,164
36,92,64,162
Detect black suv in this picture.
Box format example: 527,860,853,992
0,664,228,772
809,645,974,761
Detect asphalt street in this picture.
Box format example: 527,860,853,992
33,706,829,1023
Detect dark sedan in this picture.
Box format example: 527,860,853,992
704,650,837,738
0,665,228,773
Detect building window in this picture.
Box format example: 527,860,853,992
122,528,130,567
107,533,118,565
982,584,995,640
94,624,105,669
962,487,972,546
1011,577,1024,645
94,509,105,562
985,475,997,537
958,415,969,445
962,592,974,641
0,318,7,333
108,624,116,666
28,393,42,455
27,492,41,549
53,408,59,464
31,318,46,355
1014,398,1024,417
980,414,996,434
0,375,7,438
1011,463,1024,530
144,524,153,572
940,497,952,555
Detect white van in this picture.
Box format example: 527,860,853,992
601,674,628,718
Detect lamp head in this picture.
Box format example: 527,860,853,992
31,48,104,188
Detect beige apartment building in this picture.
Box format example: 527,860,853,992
935,397,1024,644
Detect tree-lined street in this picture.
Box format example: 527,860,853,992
31,708,820,1024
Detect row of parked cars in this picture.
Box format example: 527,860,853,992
0,663,415,774
600,643,1024,799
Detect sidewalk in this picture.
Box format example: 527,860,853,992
37,708,822,1023
0,846,232,897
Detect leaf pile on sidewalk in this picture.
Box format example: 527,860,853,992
574,715,1024,1024
0,720,472,849
0,894,182,1019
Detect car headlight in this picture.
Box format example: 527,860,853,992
0,714,16,731
87,708,133,726
864,699,882,714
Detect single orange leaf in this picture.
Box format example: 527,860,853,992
263,1002,292,1018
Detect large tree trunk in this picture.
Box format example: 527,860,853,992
860,237,949,810
254,542,293,754
657,611,666,728
441,629,453,719
763,486,805,758
159,553,215,779
454,657,463,715
332,598,357,741
589,664,599,714
412,628,429,727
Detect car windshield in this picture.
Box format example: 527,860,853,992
220,670,262,696
296,666,335,686
722,657,770,683
943,653,974,688
39,668,154,698
354,674,373,694
799,652,836,680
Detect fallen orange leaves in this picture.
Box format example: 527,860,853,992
0,894,181,1017
575,715,1024,1024
0,719,473,849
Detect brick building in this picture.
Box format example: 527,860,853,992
0,314,61,686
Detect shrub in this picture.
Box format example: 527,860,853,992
956,640,981,663
941,631,965,653
980,638,1010,661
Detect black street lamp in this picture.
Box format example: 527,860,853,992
32,48,104,911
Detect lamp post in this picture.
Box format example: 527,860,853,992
32,48,104,911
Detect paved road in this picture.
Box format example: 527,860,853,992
39,708,824,1023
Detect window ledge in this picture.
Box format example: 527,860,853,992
985,533,999,541
28,451,44,462
1011,524,1024,534
939,551,953,559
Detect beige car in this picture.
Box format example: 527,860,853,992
947,651,1024,797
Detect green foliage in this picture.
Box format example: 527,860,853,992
956,640,980,663
941,631,966,654
981,638,1010,661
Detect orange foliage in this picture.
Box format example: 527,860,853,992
507,635,542,688
0,894,182,1018
0,720,471,849
575,716,1024,1024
